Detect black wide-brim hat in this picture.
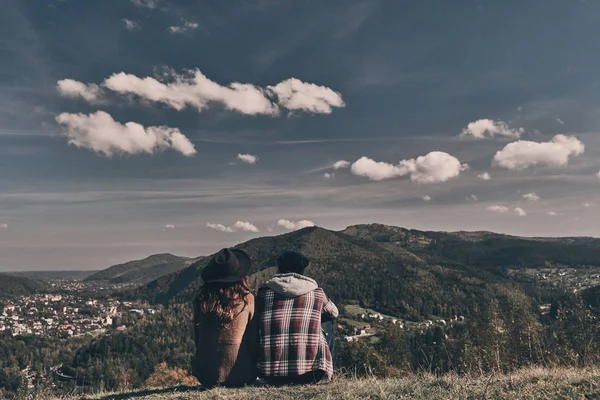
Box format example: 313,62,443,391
201,248,252,283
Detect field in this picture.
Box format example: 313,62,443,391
38,367,600,400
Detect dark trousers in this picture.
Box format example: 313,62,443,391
321,320,336,365
265,369,326,386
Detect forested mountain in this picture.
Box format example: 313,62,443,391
4,270,99,281
0,274,45,297
85,254,202,285
342,224,600,271
135,224,600,321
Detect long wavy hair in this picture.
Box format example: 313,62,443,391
194,278,252,326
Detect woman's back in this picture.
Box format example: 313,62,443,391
192,292,258,387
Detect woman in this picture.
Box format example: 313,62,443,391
192,248,258,388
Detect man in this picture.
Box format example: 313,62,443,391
257,251,338,385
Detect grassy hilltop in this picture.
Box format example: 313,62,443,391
49,367,600,400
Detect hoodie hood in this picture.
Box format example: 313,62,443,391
264,273,318,297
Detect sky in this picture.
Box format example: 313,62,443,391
1,0,600,271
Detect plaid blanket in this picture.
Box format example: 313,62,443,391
257,275,338,380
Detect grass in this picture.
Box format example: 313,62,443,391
42,366,600,400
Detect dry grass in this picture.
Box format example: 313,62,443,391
45,367,600,400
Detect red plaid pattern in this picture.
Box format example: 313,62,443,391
257,285,338,380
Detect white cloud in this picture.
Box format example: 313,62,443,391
486,205,509,213
122,19,138,31
523,192,540,201
267,78,345,114
546,211,559,216
64,70,344,116
350,152,468,184
493,135,585,170
332,160,350,169
163,224,175,229
56,79,102,103
399,152,469,184
514,207,527,217
169,21,198,34
324,172,334,179
350,157,405,181
103,70,278,115
460,119,524,140
55,111,196,157
232,221,259,233
0,223,7,229
237,153,258,164
583,202,596,208
466,194,478,202
206,221,259,233
423,195,432,201
556,118,565,125
277,219,315,231
478,172,491,181
131,0,159,9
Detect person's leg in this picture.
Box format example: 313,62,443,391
321,320,336,366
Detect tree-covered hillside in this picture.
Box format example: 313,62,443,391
85,254,202,285
0,274,45,297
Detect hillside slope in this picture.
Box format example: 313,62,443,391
85,254,202,285
135,224,600,320
0,274,45,297
71,367,600,400
136,227,506,320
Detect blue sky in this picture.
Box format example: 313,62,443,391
1,0,600,270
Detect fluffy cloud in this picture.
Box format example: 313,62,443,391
546,211,559,216
466,194,478,201
350,157,405,181
267,78,345,114
422,195,432,201
61,70,345,116
237,154,258,164
57,79,102,103
55,111,196,157
583,202,596,208
324,172,334,179
557,118,565,125
103,70,278,116
478,172,491,180
122,19,138,31
131,0,159,9
486,205,526,216
514,207,527,217
0,223,7,228
332,160,350,169
350,152,468,184
523,192,540,201
486,205,509,213
163,224,175,229
169,21,198,34
277,219,315,231
460,119,524,139
400,152,469,184
206,221,259,233
493,135,584,170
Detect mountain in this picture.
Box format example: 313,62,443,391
0,274,46,297
135,224,600,321
85,254,203,285
5,270,99,281
341,224,600,271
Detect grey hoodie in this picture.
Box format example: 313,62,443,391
264,273,339,317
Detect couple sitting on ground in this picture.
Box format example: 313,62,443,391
191,248,338,388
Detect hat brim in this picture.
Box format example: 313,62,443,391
202,249,252,283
